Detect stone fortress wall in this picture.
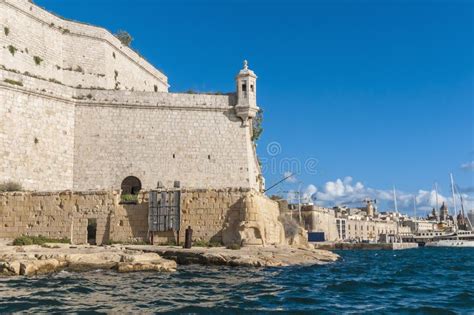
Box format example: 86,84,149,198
0,0,168,92
0,0,261,192
0,189,284,246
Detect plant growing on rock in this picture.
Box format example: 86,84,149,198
114,30,133,47
120,194,138,204
33,56,43,65
252,108,264,142
4,27,9,36
7,45,17,56
226,243,241,250
3,79,23,87
13,235,69,246
0,181,23,192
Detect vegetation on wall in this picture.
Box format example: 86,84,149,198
7,45,17,56
74,65,83,73
0,181,23,192
252,109,264,142
114,30,133,47
33,56,43,65
3,78,23,87
13,235,70,246
48,78,62,85
120,194,138,204
4,27,9,36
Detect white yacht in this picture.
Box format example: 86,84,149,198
425,174,474,248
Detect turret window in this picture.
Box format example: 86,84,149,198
251,84,254,92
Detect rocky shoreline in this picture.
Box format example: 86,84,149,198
126,245,339,267
0,243,339,277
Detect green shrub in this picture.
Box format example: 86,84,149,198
114,30,133,47
121,194,138,203
158,240,177,246
13,235,70,246
33,56,43,65
7,45,17,56
3,79,23,87
106,239,148,245
4,27,9,36
193,240,222,247
252,109,264,141
0,181,23,192
48,78,62,85
226,243,241,250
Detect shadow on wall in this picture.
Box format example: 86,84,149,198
111,202,149,243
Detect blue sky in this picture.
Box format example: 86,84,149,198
35,0,473,213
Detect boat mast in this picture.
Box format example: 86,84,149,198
435,182,439,221
391,187,397,212
450,173,458,224
413,195,417,219
455,184,473,230
393,186,399,241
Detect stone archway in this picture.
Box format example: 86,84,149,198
121,176,142,195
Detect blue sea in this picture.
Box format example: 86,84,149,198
1,248,473,314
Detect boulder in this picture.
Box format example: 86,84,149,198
65,253,121,270
117,260,177,273
19,259,65,276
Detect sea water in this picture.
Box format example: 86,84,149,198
1,248,473,314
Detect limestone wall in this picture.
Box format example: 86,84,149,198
0,73,75,191
0,191,148,244
0,189,284,246
0,0,168,92
73,96,256,191
0,70,259,191
300,207,339,241
175,188,247,244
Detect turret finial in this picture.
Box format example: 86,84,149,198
243,60,248,70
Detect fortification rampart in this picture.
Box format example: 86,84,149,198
0,0,168,92
0,1,261,193
0,189,284,246
0,69,259,191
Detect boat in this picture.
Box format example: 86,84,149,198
424,174,474,248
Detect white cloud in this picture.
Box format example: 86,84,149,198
284,171,298,183
302,184,317,203
461,161,474,171
297,176,474,215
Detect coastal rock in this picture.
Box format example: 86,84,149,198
117,260,177,273
117,252,177,272
127,245,339,267
19,259,65,276
0,261,21,275
65,253,122,270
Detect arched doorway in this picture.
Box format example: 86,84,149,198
121,176,142,195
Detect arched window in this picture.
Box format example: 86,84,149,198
121,176,142,195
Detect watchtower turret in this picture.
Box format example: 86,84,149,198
235,60,259,126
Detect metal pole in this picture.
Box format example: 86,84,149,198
435,182,439,221
450,173,458,227
298,183,302,225
413,195,417,219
